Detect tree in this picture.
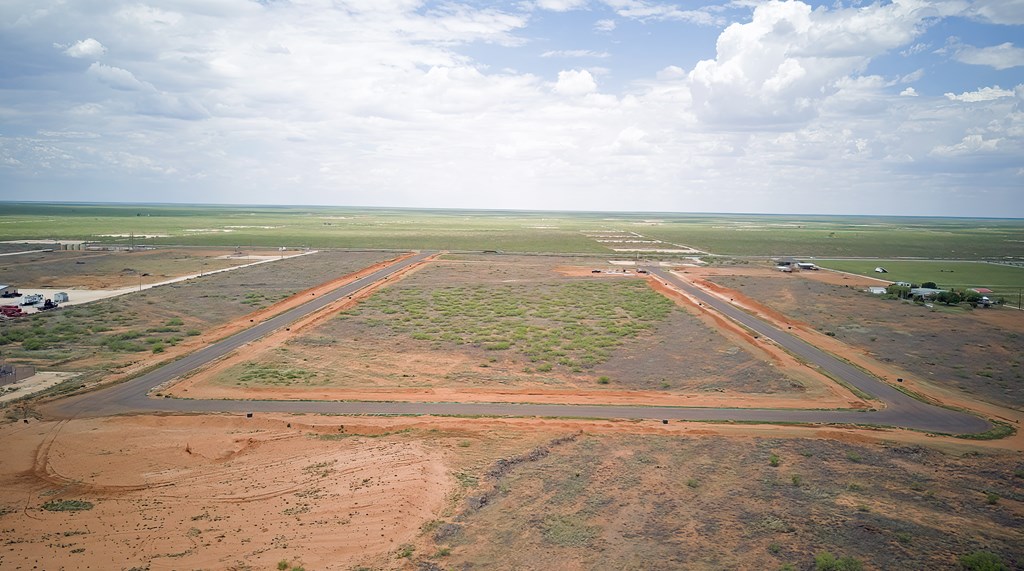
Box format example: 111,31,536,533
886,285,911,299
935,290,963,305
921,281,938,289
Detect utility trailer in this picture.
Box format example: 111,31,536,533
20,294,43,306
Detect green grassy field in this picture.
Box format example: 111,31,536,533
816,259,1024,302
1,203,1022,258
640,215,1024,258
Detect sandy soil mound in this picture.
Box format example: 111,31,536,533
0,415,451,570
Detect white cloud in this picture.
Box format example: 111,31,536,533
900,42,929,57
963,0,1024,25
953,42,1024,69
533,0,590,11
542,49,610,58
930,134,1002,156
656,65,686,80
899,69,925,83
900,87,919,97
679,0,965,128
944,86,1015,102
87,62,148,91
604,1,720,26
63,38,106,58
553,69,598,95
594,18,616,32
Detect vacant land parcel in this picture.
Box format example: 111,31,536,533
435,432,1023,571
706,272,1024,409
189,255,836,405
0,250,396,383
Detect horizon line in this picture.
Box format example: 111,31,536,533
1,200,1022,221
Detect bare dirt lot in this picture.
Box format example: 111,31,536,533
2,415,1020,571
0,415,452,571
174,256,854,409
703,269,1024,410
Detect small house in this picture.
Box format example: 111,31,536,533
868,286,887,295
53,292,69,303
796,263,818,270
895,281,912,287
0,285,15,297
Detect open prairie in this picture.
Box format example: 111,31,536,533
3,203,1024,257
2,205,1023,571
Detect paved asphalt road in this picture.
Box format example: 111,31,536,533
50,258,991,435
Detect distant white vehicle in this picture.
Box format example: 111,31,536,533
874,267,888,273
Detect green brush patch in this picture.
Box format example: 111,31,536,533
356,280,674,371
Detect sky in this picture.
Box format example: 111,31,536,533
0,0,1022,217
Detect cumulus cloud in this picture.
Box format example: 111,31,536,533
594,18,616,32
62,38,106,58
944,86,1016,102
684,0,941,126
553,69,598,95
900,87,919,96
953,42,1024,69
